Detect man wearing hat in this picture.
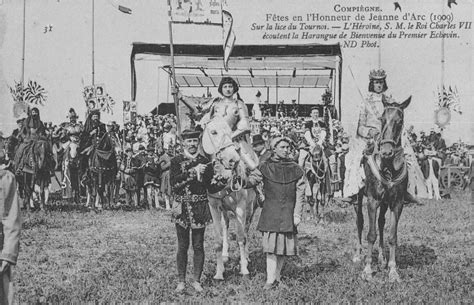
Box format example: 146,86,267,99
252,134,271,163
170,128,212,293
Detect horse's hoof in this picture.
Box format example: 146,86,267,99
352,255,362,263
388,271,402,283
241,274,250,280
213,274,224,281
361,272,374,282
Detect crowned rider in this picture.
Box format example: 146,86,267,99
343,69,424,205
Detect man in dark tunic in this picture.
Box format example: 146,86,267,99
257,136,305,289
170,128,212,293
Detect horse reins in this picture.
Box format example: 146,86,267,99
367,154,408,188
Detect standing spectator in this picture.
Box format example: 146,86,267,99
162,123,176,152
257,137,305,289
0,169,21,304
159,147,173,210
170,128,212,293
120,147,139,206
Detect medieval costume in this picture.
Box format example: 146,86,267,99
257,137,305,289
170,128,212,293
79,110,106,179
199,77,258,171
200,77,251,140
120,148,140,205
14,108,55,184
0,170,21,304
343,69,428,201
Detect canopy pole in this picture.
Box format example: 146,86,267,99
275,72,278,118
92,0,95,86
21,0,26,93
157,67,161,116
168,1,181,135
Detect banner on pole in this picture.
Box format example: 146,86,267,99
123,100,137,124
169,0,222,25
222,10,236,71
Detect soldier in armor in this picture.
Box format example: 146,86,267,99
200,77,250,140
63,108,83,142
200,77,259,171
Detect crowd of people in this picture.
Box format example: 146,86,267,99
0,71,472,294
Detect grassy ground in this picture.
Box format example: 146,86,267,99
16,192,473,303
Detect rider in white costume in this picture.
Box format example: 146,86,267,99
343,69,427,204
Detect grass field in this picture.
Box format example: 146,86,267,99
16,192,473,303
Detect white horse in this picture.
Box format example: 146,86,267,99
202,118,259,279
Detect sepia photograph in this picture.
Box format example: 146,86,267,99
0,0,472,303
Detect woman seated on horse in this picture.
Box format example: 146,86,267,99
200,77,250,140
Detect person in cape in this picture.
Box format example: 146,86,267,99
13,107,51,174
343,69,427,205
79,109,107,180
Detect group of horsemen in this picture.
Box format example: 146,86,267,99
0,70,430,291
1,69,420,213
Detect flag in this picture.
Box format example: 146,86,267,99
437,85,462,114
222,10,236,71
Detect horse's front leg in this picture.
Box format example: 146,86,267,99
353,189,364,263
43,184,50,210
235,203,249,276
363,197,378,281
388,202,404,282
208,198,225,280
377,202,388,268
222,213,230,263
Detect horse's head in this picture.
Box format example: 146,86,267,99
202,118,233,155
310,144,324,162
68,139,79,159
379,96,411,159
215,143,241,170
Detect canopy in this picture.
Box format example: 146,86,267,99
130,43,343,115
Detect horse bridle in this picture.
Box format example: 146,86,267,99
378,106,403,147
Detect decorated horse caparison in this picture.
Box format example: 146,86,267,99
201,116,260,280
356,96,411,282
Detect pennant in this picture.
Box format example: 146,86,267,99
118,5,132,14
222,10,236,71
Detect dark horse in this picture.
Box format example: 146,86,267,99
355,96,411,283
304,144,331,221
83,133,117,209
13,136,55,210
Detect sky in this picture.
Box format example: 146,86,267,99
0,0,472,145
